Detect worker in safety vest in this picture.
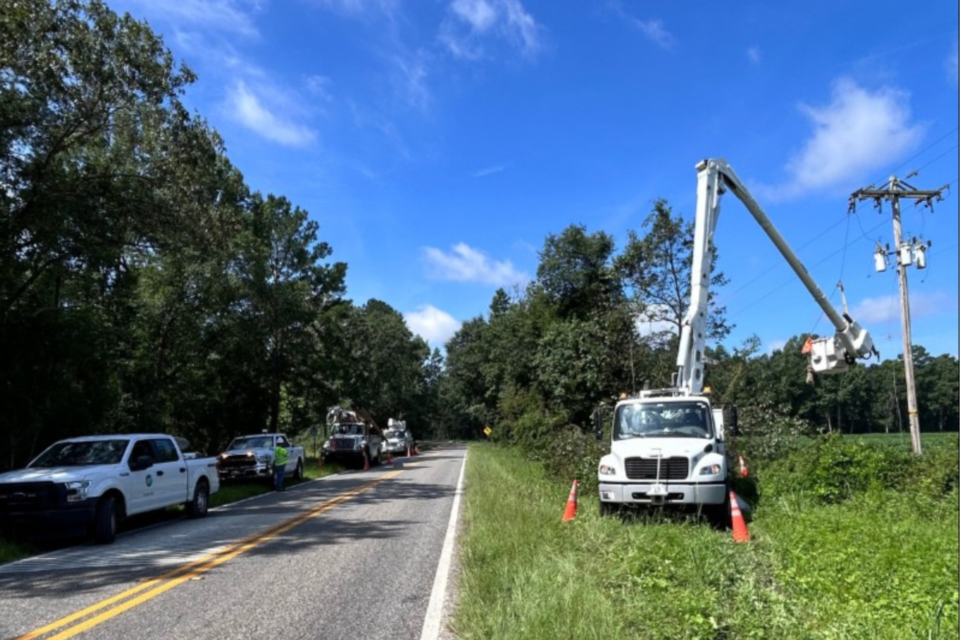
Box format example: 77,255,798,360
273,443,289,492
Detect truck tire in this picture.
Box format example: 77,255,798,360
186,479,210,518
293,459,304,481
93,495,118,544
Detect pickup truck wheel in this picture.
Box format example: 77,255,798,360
293,459,304,481
186,480,210,518
93,495,118,544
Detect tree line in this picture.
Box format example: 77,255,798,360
2,1,956,470
1,0,440,468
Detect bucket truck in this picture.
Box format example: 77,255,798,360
597,158,877,517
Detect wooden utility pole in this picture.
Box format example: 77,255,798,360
850,175,947,454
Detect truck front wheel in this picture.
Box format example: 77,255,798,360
293,459,304,481
186,480,210,518
93,495,118,544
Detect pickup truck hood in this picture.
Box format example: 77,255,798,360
0,467,99,484
223,448,271,457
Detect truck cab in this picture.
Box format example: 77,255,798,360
597,392,734,516
322,421,384,468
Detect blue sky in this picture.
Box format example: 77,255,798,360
109,0,959,359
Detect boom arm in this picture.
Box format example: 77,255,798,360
675,158,876,394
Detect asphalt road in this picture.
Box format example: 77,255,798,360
0,444,467,640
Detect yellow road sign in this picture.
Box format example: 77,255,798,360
483,426,492,436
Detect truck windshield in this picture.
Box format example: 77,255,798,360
614,402,712,440
29,440,129,467
333,424,364,436
228,437,273,449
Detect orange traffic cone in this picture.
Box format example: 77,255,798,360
385,451,393,466
562,480,579,522
406,444,411,457
730,491,750,542
363,451,370,471
738,455,749,478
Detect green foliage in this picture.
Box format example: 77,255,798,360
759,433,959,504
457,443,960,640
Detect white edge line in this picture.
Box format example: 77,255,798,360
419,449,468,640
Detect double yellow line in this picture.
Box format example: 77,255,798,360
16,470,403,640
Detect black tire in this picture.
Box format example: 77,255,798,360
186,479,210,518
293,459,304,481
705,485,732,530
93,495,118,544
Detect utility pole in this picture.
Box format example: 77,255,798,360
850,175,947,454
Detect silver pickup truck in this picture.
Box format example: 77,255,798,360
217,433,305,483
0,434,219,544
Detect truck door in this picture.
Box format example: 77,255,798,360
148,437,186,507
125,439,157,514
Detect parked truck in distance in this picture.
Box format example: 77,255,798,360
321,406,384,468
0,434,219,544
382,418,416,456
217,433,305,483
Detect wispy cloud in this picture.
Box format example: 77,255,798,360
423,242,529,286
947,38,959,83
472,164,508,178
114,0,260,37
851,291,953,324
764,77,925,200
440,0,544,61
747,46,762,65
226,81,318,147
629,18,674,50
404,304,462,347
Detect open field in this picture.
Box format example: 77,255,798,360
451,443,959,640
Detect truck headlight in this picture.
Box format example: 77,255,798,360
699,464,722,476
599,464,617,476
65,480,91,502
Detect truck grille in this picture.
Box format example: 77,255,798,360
624,457,689,480
218,455,257,470
0,482,66,510
331,437,360,451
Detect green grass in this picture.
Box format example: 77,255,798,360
451,443,959,640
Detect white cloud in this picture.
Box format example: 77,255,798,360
747,46,762,65
472,164,507,178
423,243,529,286
630,18,674,50
115,0,260,37
634,305,677,339
851,291,953,324
226,81,317,146
404,305,462,346
392,52,431,110
947,39,959,83
766,338,788,355
440,0,543,61
770,78,925,199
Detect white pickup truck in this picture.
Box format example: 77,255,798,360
0,434,220,544
217,433,305,483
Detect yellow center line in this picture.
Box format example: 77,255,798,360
17,470,403,640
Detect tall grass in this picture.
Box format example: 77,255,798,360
452,443,959,640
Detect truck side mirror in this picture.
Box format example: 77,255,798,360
722,405,739,437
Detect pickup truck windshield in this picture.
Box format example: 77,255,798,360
30,440,130,467
228,437,274,449
614,401,712,440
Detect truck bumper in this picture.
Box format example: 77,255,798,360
218,465,272,481
599,481,727,506
383,443,408,453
